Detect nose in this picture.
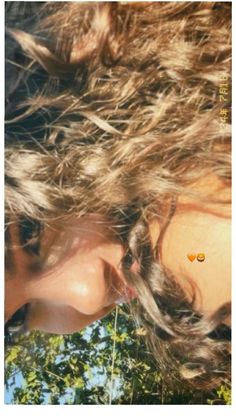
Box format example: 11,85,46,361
26,242,126,316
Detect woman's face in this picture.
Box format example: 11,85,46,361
5,215,137,334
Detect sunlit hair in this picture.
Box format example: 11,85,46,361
5,2,231,389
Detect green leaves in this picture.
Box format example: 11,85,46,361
207,385,231,405
5,307,231,404
5,346,20,363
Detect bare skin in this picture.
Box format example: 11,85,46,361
5,175,231,334
149,175,231,323
5,215,136,334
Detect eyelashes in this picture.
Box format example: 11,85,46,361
5,304,29,345
5,218,42,345
19,218,43,256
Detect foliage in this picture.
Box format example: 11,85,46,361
5,306,231,405
207,386,231,405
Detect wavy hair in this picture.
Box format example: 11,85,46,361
5,2,231,389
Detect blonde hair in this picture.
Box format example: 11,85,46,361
5,2,231,389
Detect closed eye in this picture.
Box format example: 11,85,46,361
19,217,43,256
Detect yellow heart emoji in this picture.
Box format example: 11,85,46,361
187,254,196,262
